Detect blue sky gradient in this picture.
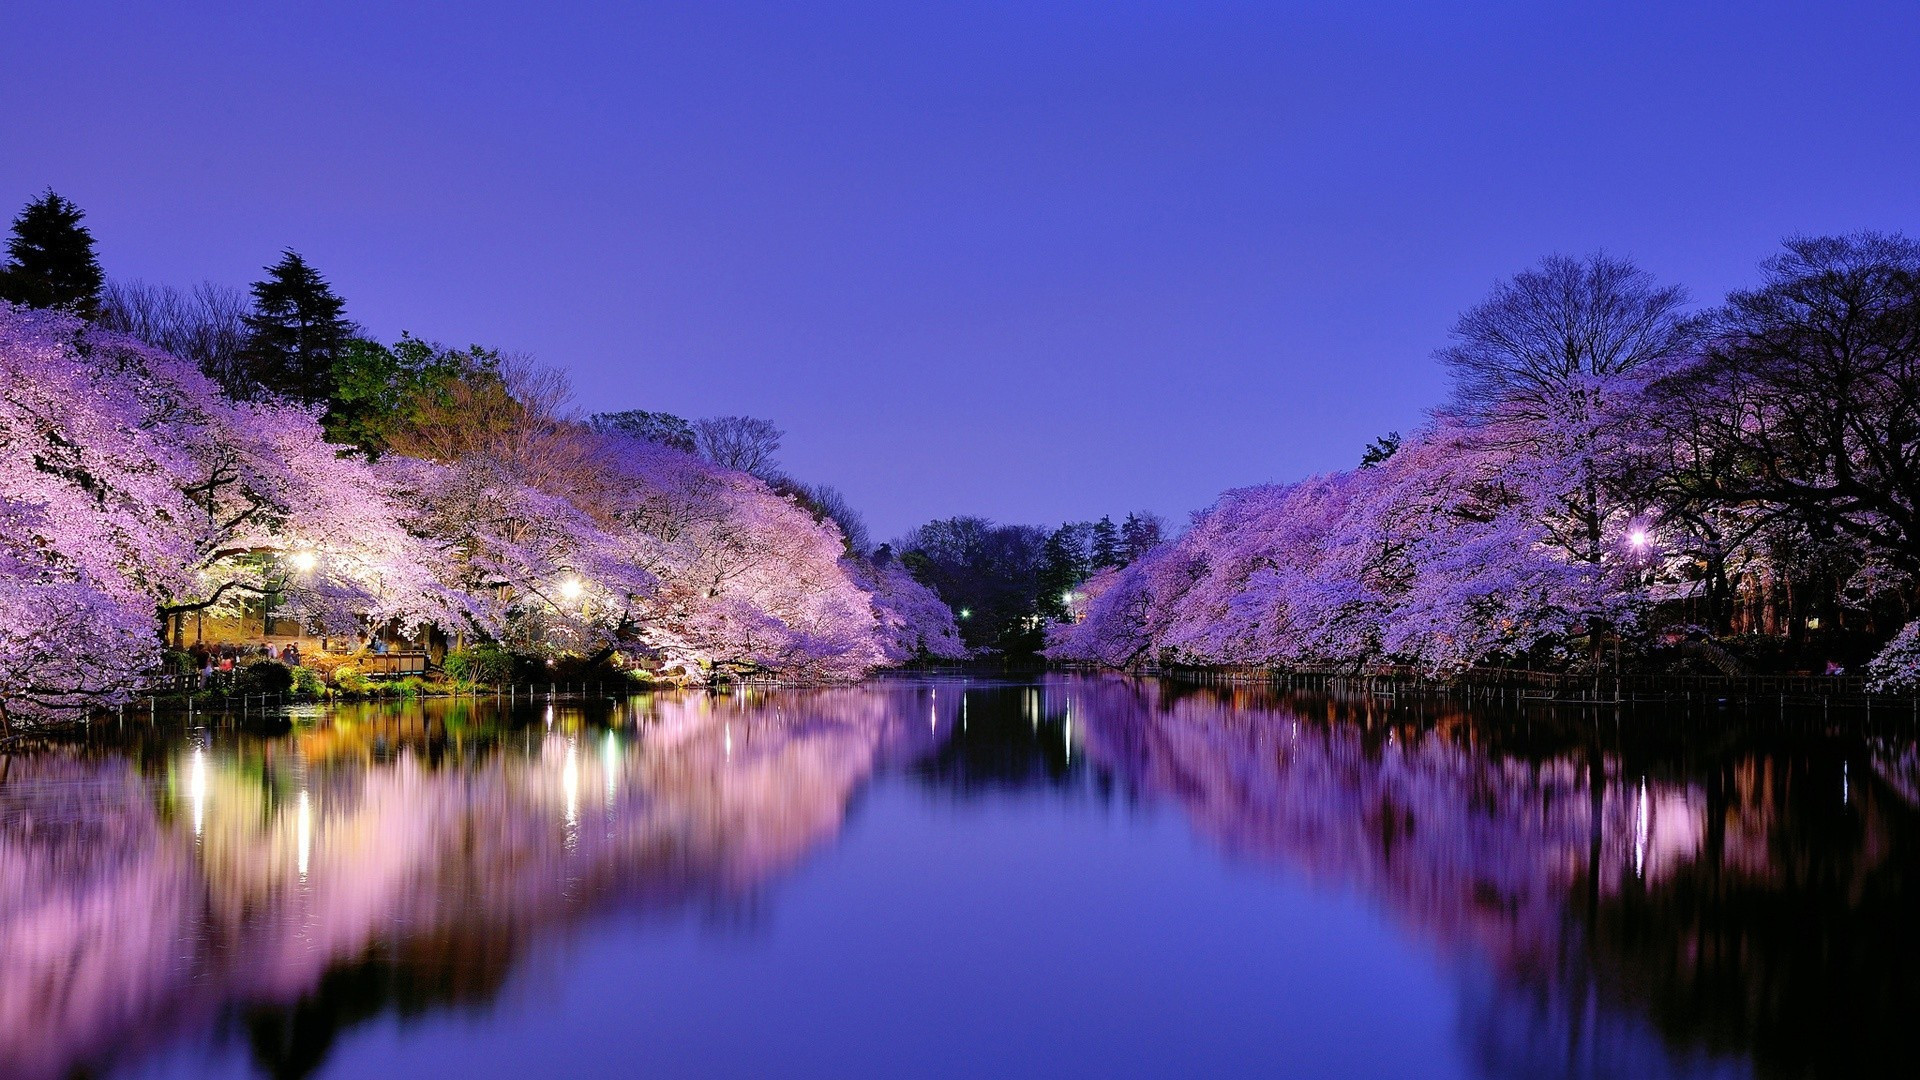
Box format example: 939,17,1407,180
5,1,1917,537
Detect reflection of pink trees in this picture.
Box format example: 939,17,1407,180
0,686,960,1079
0,755,204,1080
1060,676,1912,1077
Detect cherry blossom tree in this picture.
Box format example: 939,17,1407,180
848,555,967,663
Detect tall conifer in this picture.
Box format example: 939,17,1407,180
241,249,353,403
0,190,104,317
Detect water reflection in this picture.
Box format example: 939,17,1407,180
0,677,1914,1079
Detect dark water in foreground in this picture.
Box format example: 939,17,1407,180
2,676,1917,1080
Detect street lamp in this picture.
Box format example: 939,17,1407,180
289,550,318,572
559,576,584,602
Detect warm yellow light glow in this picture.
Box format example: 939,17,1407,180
559,576,584,601
563,741,580,828
189,749,207,838
296,790,312,879
289,550,318,572
603,731,620,807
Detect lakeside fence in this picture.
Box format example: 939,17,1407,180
1130,663,1917,718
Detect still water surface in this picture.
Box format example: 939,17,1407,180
2,676,1916,1079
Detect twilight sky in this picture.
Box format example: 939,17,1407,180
5,2,1918,539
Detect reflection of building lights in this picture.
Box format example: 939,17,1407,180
724,723,733,761
189,749,207,838
296,791,312,879
1634,778,1650,878
603,731,620,807
563,741,580,828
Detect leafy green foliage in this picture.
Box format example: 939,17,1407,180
289,665,326,696
331,664,372,694
325,334,500,455
443,644,514,685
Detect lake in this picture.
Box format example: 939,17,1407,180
1,675,1915,1079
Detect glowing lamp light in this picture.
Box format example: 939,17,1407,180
1061,591,1075,604
958,608,971,620
289,550,318,572
1628,529,1650,551
559,576,584,601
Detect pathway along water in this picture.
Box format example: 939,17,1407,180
0,675,1914,1079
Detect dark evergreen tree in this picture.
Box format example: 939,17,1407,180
0,190,104,317
1038,522,1094,619
1119,512,1164,562
1360,430,1402,468
241,250,354,403
1090,516,1121,570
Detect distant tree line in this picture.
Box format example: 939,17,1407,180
888,511,1165,657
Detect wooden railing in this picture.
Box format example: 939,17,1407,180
361,652,429,677
1136,663,1904,708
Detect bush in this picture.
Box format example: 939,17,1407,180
445,644,513,685
332,664,373,694
290,665,326,697
304,652,352,683
236,659,294,696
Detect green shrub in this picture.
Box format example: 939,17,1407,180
290,666,326,697
333,664,372,694
445,644,514,685
236,659,294,696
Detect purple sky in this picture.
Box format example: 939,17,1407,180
6,2,1918,539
